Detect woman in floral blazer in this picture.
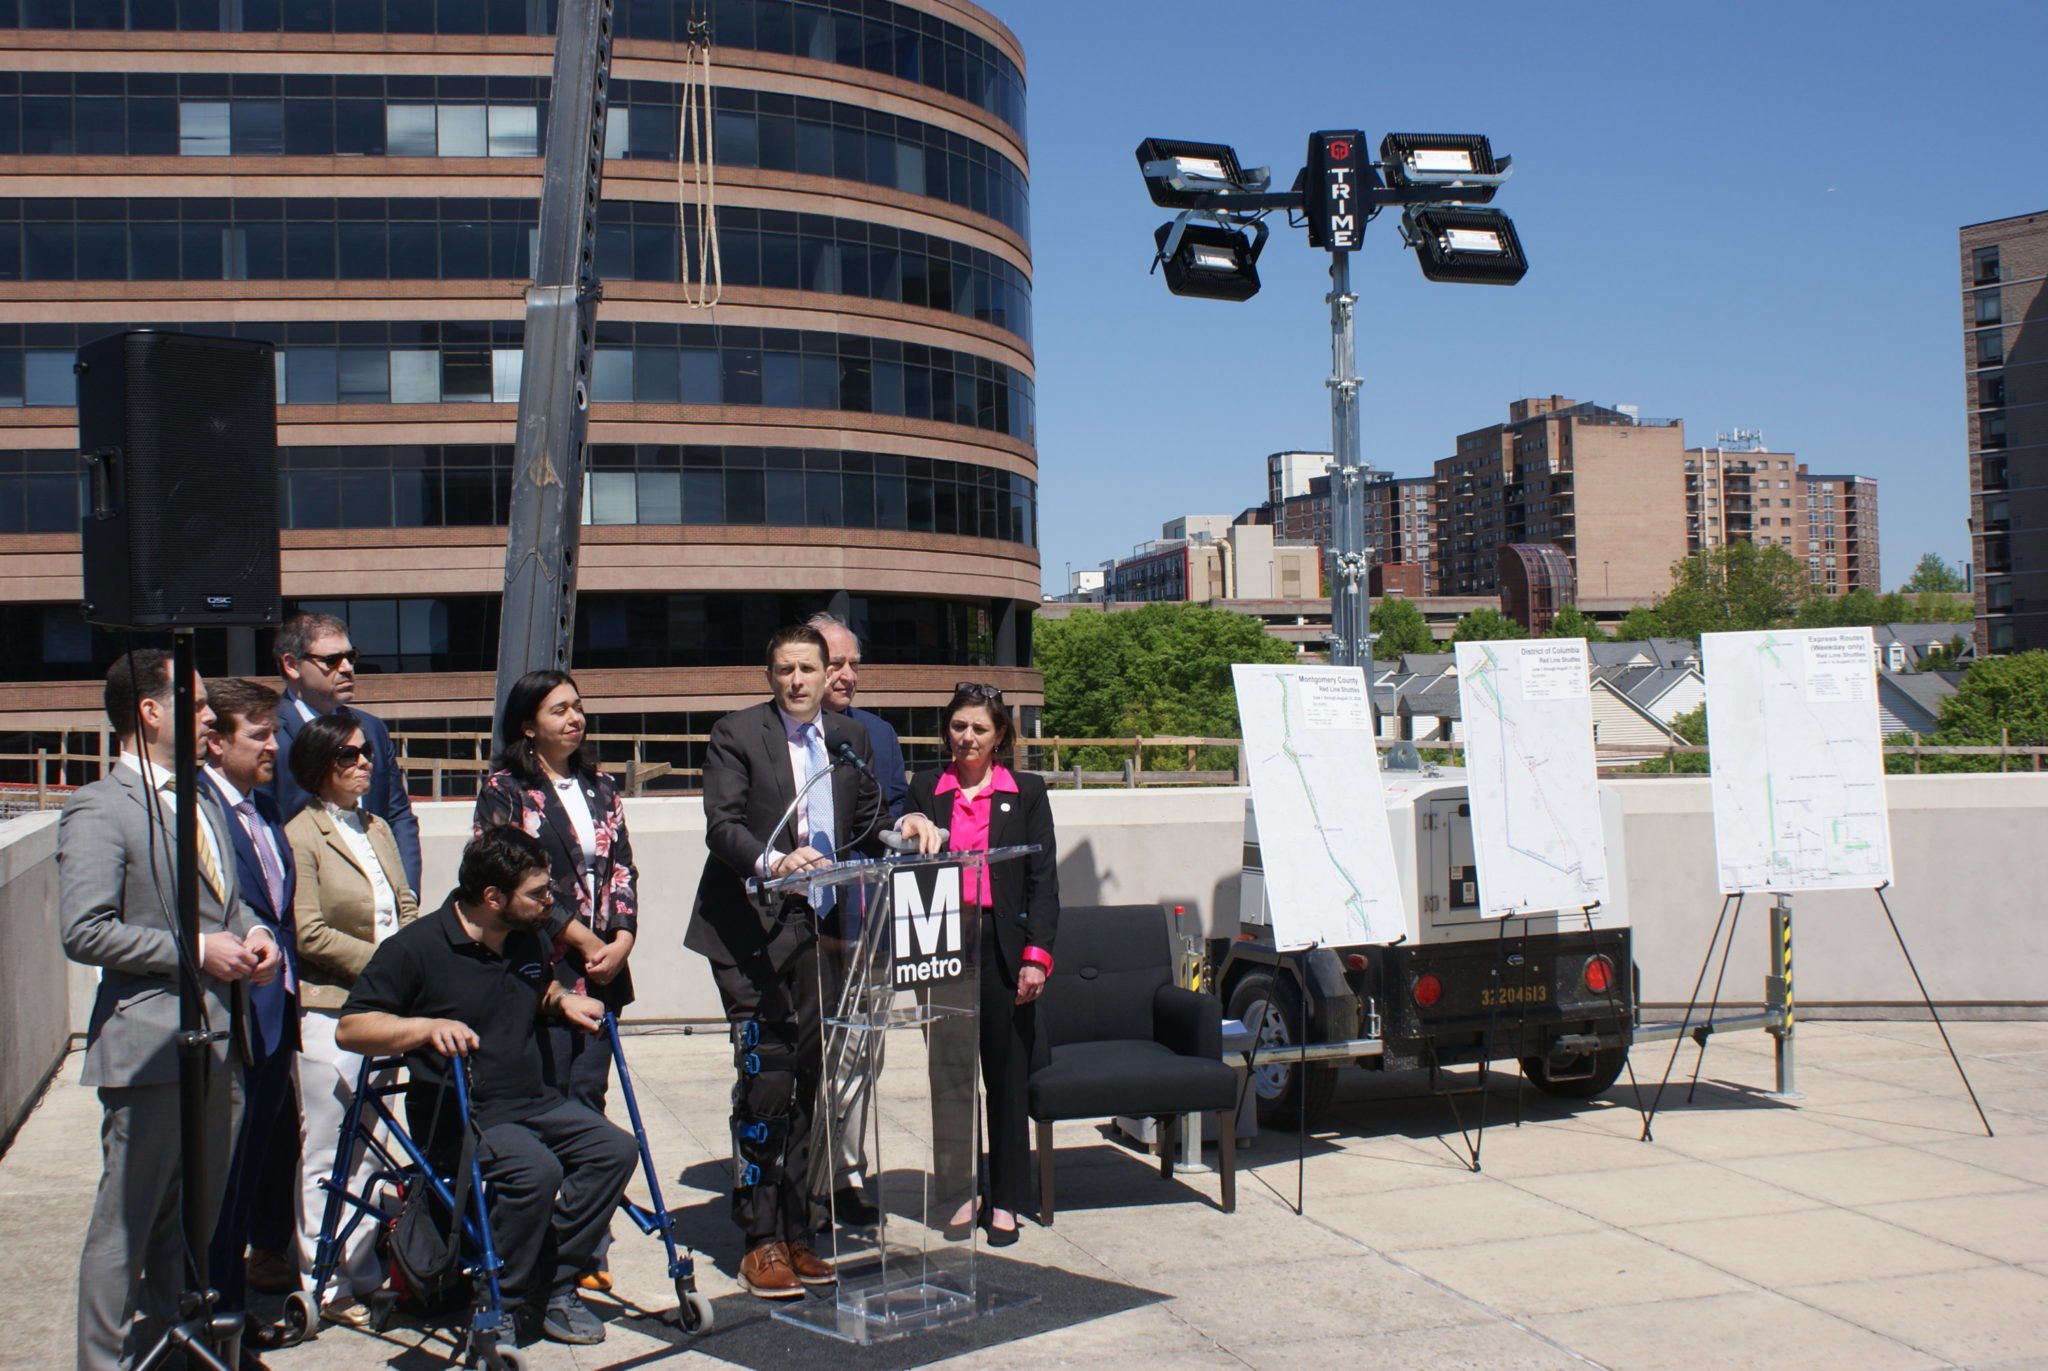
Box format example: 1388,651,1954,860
473,670,639,1106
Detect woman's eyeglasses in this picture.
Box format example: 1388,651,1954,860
954,682,1004,703
331,745,369,768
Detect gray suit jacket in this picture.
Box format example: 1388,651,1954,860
59,765,258,1088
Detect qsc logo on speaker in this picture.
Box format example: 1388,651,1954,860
890,867,968,988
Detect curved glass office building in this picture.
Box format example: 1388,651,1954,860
0,0,1036,762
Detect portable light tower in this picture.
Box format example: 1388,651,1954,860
1136,127,1526,676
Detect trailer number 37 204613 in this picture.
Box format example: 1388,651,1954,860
1478,983,1549,1008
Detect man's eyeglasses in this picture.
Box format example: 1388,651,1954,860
301,649,358,672
331,745,369,769
954,682,1004,703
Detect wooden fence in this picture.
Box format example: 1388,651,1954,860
5,726,2045,815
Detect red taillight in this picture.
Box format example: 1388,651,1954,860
1345,953,1369,973
1584,955,1615,994
1413,973,1442,1008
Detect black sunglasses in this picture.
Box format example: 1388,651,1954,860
331,744,369,768
302,649,358,672
954,682,1004,703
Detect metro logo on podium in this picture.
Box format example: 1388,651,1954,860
891,866,968,986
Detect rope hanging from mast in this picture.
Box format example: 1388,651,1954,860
677,8,722,308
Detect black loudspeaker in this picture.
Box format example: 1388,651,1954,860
76,330,281,629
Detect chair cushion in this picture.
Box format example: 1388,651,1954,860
1029,1038,1238,1121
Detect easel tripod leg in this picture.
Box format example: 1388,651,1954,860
1875,887,1993,1138
1641,893,1740,1141
1687,899,1744,1103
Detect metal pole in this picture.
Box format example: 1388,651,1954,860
171,631,211,1293
1766,894,1801,1099
1325,251,1373,681
494,0,616,720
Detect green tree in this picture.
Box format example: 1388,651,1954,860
1034,602,1296,771
1903,553,1967,595
1544,605,1610,641
1370,596,1436,657
1450,607,1528,642
1638,543,1810,639
1904,591,1973,624
1933,651,2048,746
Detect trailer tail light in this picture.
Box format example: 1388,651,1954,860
1412,973,1443,1008
1345,953,1369,973
1583,955,1616,994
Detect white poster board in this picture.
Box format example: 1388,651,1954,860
1702,627,1894,893
1453,639,1609,917
1232,664,1407,948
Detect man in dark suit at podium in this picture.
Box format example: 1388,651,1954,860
684,624,882,1301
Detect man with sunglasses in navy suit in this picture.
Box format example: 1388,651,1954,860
266,612,421,896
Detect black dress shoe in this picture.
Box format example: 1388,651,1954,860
833,1185,880,1226
981,1209,1020,1248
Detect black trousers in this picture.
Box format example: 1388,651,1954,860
476,1099,637,1309
208,1041,296,1312
711,938,822,1250
930,916,1034,1214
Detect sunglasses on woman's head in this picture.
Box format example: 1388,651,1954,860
954,682,1003,702
331,745,368,768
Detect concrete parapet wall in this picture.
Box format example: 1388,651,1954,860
0,813,69,1152
5,771,2041,1137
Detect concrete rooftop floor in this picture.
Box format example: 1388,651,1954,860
7,1019,2048,1370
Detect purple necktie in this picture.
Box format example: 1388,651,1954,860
236,798,294,993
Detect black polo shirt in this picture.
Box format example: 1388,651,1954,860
342,895,559,1134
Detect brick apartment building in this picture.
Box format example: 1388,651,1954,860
1962,210,2047,654
1684,441,1880,593
1434,396,1687,600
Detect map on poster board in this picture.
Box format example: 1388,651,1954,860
1232,664,1407,948
1703,627,1894,894
1453,639,1609,917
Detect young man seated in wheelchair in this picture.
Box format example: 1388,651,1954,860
337,827,637,1346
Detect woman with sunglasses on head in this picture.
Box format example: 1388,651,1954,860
473,669,638,1290
897,683,1059,1247
283,712,420,1327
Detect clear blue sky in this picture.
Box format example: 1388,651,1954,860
1000,0,2048,595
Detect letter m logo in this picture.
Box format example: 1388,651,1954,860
892,867,962,959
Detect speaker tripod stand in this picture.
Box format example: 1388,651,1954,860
133,630,244,1371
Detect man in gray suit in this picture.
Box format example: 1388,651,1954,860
61,649,281,1371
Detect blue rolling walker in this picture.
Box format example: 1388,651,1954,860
284,1016,709,1368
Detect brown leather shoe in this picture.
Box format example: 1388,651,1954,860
785,1241,836,1286
245,1248,296,1295
738,1242,804,1300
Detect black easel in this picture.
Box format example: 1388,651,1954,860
135,631,242,1371
1639,884,1992,1143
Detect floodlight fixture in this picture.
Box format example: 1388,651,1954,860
1379,133,1511,203
1152,215,1268,301
1401,206,1528,285
1136,137,1272,207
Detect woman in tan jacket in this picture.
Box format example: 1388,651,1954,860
284,712,420,1327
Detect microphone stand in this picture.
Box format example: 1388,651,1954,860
751,754,847,913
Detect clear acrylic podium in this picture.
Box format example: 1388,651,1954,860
753,846,1041,1344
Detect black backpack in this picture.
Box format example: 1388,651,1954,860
387,1072,482,1313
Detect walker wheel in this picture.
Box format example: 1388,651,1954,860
281,1291,315,1342
676,1285,715,1333
493,1348,528,1371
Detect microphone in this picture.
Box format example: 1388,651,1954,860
833,741,871,775
878,823,948,853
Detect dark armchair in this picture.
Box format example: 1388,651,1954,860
1027,905,1237,1224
